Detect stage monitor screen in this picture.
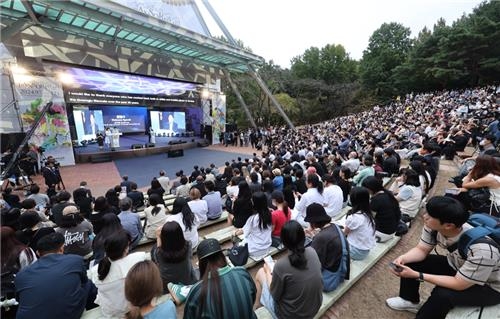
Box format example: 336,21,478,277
72,109,105,143
150,111,186,135
102,106,147,133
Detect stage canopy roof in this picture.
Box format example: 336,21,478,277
0,0,265,73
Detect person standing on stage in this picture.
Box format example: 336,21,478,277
149,127,156,144
104,128,111,149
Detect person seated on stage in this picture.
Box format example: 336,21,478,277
202,180,223,220
127,182,145,211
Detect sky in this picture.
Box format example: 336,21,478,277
198,0,484,69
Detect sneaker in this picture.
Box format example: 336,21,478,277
167,283,191,305
386,297,420,313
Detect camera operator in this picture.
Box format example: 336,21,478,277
41,157,63,197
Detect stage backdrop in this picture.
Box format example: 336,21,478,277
14,75,75,166
211,93,226,145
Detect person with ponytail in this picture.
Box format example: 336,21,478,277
168,238,256,318
165,197,199,249
344,187,376,260
362,176,401,243
270,190,291,247
143,193,167,239
89,229,148,318
124,261,176,319
254,220,323,318
293,173,324,227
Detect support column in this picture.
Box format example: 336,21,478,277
223,70,257,129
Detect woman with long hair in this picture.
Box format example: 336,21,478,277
147,179,165,206
459,154,500,216
294,173,324,226
254,220,323,318
105,188,119,211
270,190,291,247
282,174,296,210
151,221,198,293
169,238,256,318
165,197,199,248
143,193,167,240
89,230,147,318
234,191,272,259
362,176,401,243
89,196,117,235
92,213,124,264
55,206,93,258
391,168,422,219
344,187,376,260
409,160,430,196
230,181,253,228
124,260,176,319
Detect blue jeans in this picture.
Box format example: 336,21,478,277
350,245,369,260
260,278,277,319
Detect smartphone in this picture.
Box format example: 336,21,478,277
389,262,403,273
264,256,275,273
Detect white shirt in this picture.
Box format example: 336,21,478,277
188,199,209,224
341,158,360,174
345,212,376,250
165,213,200,248
157,176,171,194
144,204,168,239
294,188,324,218
398,185,422,218
243,214,272,257
89,252,147,318
322,184,344,217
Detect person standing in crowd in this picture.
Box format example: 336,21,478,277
157,170,171,194
386,196,500,318
254,220,323,318
151,221,198,293
89,230,148,318
15,233,97,319
120,175,134,194
169,238,256,319
344,187,376,260
124,260,176,319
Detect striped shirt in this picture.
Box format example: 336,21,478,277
420,224,500,293
184,266,256,319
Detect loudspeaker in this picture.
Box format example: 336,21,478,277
145,143,155,148
131,144,143,149
167,149,184,158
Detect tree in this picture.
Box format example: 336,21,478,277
360,22,412,99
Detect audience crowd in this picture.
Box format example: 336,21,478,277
1,85,499,319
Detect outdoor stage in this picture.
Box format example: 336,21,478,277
73,134,210,163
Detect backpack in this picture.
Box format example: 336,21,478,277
448,214,500,259
322,224,350,292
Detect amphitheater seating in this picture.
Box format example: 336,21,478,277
446,305,500,319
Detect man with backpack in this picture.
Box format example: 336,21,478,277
386,196,500,318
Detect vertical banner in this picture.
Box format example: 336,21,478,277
211,93,226,145
14,75,75,166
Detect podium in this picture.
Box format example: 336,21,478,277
106,131,122,149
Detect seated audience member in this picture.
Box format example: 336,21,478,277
362,176,401,242
272,168,284,191
143,193,168,240
294,169,308,195
50,190,76,227
124,260,176,319
2,187,20,209
15,233,97,319
127,182,145,211
202,180,223,220
89,196,117,235
118,197,143,249
386,196,500,318
89,230,148,318
409,160,430,197
322,174,344,218
165,197,199,248
73,187,93,218
21,198,50,223
214,174,228,196
188,188,208,225
248,172,262,193
230,181,254,228
190,175,208,198
1,207,21,231
157,170,171,195
1,226,37,316
105,188,120,211
254,220,323,318
344,187,376,260
16,211,55,252
305,203,349,292
293,174,324,227
334,167,352,206
234,191,272,260
147,178,165,204
383,148,400,176
27,184,49,209
55,205,93,258
282,174,296,210
226,176,240,200
151,222,198,293
168,238,256,319
341,151,361,175
270,190,291,247
92,213,124,264
175,176,191,199
391,169,422,219
353,155,375,187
